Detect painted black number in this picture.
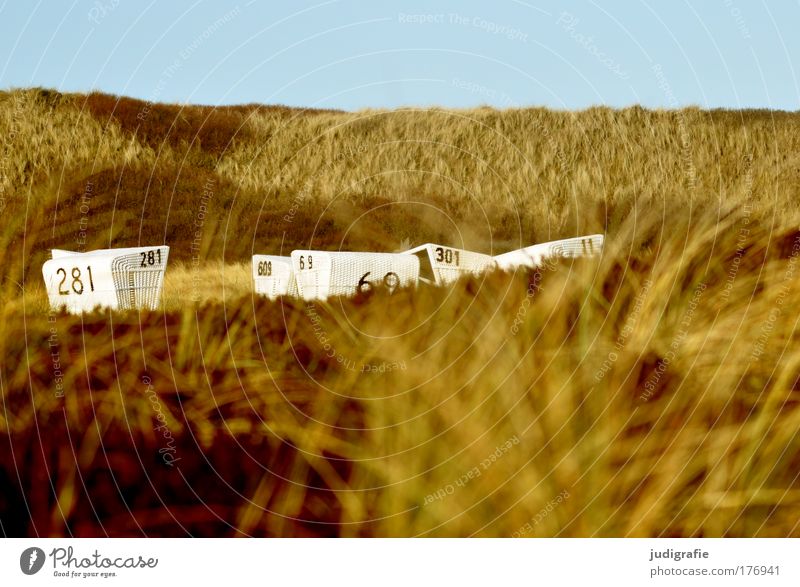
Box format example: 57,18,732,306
357,271,400,295
383,272,399,293
71,267,84,294
357,271,373,294
434,247,460,266
57,268,68,295
56,266,95,295
258,260,272,276
299,255,313,270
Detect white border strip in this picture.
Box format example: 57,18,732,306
1,538,797,586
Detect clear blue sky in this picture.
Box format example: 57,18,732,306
1,0,797,111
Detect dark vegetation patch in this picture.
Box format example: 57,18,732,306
81,91,340,159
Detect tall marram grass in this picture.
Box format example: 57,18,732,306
1,89,800,536
3,88,799,274
3,207,800,536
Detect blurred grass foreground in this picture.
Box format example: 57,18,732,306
1,89,800,536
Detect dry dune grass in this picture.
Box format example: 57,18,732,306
3,88,799,271
1,89,800,536
161,261,252,309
